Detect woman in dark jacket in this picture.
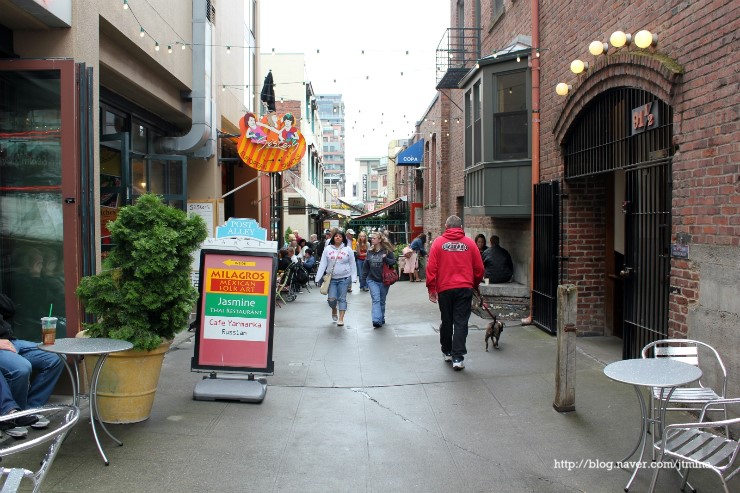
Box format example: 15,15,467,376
362,232,396,328
474,234,487,260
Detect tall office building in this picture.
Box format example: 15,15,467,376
316,94,345,202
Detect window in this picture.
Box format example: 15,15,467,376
474,82,482,165
492,0,504,23
465,89,472,168
494,71,528,159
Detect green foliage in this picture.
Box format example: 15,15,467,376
394,243,408,259
284,226,293,245
76,194,208,350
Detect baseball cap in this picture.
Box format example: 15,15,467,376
346,229,355,234
323,229,331,234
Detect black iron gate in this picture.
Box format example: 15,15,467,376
622,159,671,359
532,181,561,335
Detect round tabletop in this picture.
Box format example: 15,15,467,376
38,337,133,355
604,358,702,388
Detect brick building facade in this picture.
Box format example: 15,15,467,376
420,0,738,385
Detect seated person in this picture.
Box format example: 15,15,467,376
276,249,292,272
0,293,62,422
0,371,42,437
482,235,514,283
303,249,316,271
288,246,300,264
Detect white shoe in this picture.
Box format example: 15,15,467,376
452,360,465,370
31,415,50,429
5,426,28,438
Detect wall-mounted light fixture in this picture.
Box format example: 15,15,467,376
634,30,658,48
555,83,572,96
570,59,588,74
609,31,632,48
588,41,608,56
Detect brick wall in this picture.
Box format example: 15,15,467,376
537,0,739,337
563,176,607,334
441,0,738,338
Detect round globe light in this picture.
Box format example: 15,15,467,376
610,30,630,48
570,59,587,74
635,30,656,48
589,41,606,56
555,83,571,96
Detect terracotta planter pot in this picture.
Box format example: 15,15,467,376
82,338,171,424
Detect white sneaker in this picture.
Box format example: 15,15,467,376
31,415,50,429
452,359,465,370
5,426,28,438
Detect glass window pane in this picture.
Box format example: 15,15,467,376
132,158,147,195
0,70,66,341
495,111,528,158
149,159,165,194
497,71,527,112
131,122,147,153
167,161,183,194
102,110,126,136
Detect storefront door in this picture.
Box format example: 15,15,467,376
0,59,81,341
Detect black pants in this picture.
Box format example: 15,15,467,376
438,288,474,360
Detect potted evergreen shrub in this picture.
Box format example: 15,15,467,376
76,193,207,422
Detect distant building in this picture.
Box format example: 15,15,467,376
316,94,345,202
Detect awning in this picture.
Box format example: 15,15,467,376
396,139,424,166
337,198,365,214
288,184,320,210
318,207,350,218
351,198,404,220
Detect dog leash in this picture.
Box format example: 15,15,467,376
475,288,497,319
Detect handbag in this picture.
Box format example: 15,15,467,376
319,259,336,295
382,261,399,286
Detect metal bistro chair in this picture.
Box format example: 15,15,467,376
641,339,729,436
649,398,740,493
0,404,80,493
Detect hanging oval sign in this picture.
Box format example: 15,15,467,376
237,111,306,172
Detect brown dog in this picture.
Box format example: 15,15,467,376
485,317,504,351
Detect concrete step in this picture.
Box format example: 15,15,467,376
479,281,529,298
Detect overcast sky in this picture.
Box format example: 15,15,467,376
260,0,450,198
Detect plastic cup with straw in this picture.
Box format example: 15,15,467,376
41,305,57,345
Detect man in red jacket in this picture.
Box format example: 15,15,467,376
426,215,485,370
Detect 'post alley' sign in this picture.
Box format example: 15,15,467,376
192,249,276,373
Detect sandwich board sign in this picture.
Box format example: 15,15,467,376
191,237,277,402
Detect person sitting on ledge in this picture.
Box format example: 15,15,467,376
482,235,514,284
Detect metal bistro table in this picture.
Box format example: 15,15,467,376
603,358,702,492
39,337,133,465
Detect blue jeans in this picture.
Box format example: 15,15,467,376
367,279,389,325
327,276,351,311
437,288,474,361
356,259,367,289
0,339,64,409
0,373,19,414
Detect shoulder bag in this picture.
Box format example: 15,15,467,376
382,260,398,286
319,259,336,295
